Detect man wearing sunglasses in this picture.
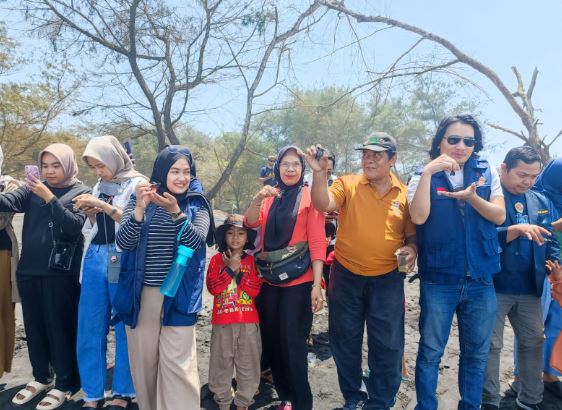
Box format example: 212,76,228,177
407,115,506,410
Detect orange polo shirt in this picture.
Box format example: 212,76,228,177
329,172,416,276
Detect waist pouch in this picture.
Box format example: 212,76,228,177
256,241,310,284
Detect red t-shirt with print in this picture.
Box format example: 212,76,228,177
206,252,261,325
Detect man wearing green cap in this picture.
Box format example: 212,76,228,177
306,132,417,410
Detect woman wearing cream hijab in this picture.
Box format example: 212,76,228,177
73,135,146,409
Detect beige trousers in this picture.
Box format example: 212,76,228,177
0,250,14,376
208,323,261,409
126,286,200,410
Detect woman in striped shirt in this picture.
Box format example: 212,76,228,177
115,146,213,410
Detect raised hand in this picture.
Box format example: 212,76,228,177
27,176,54,203
511,224,551,246
437,182,476,200
73,194,105,210
423,154,461,175
254,185,279,202
305,145,330,173
151,191,181,215
134,181,154,210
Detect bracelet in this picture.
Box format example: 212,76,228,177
109,206,118,216
312,283,322,289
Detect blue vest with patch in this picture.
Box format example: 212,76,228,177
113,181,211,328
416,157,501,284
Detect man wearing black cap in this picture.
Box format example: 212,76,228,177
306,132,417,410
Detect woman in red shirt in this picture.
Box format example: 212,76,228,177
245,146,325,410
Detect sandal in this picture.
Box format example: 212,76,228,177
12,380,54,405
36,388,70,410
260,369,274,384
106,396,132,409
82,400,105,409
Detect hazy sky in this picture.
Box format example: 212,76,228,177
2,0,561,165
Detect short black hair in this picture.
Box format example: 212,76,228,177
429,114,484,159
327,152,336,168
503,146,542,171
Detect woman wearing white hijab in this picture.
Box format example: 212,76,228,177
2,143,90,409
0,146,23,378
73,135,146,409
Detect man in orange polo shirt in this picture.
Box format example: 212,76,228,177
306,133,417,410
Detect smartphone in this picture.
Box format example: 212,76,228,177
123,141,133,155
25,165,40,183
149,181,161,191
315,146,325,161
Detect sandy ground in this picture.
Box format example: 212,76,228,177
1,214,561,409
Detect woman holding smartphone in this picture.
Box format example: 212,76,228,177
73,135,146,409
0,143,90,410
114,146,213,410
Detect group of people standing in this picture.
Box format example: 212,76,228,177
0,113,560,410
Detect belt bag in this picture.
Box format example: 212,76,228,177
256,241,310,284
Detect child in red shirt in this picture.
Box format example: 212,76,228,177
207,214,262,410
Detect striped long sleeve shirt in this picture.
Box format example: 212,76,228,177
116,195,210,286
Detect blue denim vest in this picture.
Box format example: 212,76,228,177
416,157,501,284
495,188,560,297
114,186,209,328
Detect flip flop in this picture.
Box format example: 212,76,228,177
36,388,70,410
11,381,54,405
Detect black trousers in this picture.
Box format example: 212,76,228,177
260,282,313,410
17,275,81,392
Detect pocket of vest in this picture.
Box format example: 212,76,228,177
481,229,501,256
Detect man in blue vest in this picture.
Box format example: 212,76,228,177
481,146,560,410
408,115,506,410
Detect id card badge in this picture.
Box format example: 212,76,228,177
107,249,122,283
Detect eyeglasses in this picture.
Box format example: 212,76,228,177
446,135,476,147
279,161,302,170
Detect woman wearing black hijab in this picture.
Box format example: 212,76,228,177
245,146,326,410
115,146,213,410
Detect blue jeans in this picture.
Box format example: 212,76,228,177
77,244,135,401
329,260,404,410
415,277,497,410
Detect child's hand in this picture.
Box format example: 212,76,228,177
223,250,242,273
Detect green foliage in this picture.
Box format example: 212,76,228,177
210,132,274,212
366,77,480,176
0,27,82,179
254,87,368,173
255,78,481,180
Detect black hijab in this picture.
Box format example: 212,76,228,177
150,145,196,208
263,146,305,251
150,145,215,246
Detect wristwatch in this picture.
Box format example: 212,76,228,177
170,209,183,219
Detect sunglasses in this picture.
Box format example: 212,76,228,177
446,135,476,147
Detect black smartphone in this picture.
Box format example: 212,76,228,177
315,147,325,161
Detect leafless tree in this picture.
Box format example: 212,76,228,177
19,0,327,198
319,1,557,163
